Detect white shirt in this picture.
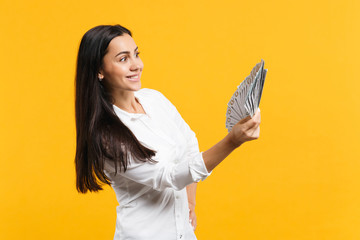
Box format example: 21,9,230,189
104,88,212,240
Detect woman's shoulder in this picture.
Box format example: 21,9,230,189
137,88,163,97
137,88,175,109
137,88,169,102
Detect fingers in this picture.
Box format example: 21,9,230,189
191,218,197,231
239,108,261,123
239,115,252,124
240,111,261,131
189,208,197,231
251,125,260,139
255,108,261,123
230,108,261,145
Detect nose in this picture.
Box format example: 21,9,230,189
130,57,143,71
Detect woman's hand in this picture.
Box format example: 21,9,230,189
188,202,197,231
228,108,261,148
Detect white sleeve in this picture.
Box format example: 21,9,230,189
153,90,212,182
105,153,201,191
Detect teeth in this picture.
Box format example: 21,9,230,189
128,75,138,79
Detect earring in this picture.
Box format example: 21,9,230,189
98,77,103,82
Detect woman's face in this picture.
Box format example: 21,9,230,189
99,34,143,94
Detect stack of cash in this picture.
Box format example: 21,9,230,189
226,59,268,132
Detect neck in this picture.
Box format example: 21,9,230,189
111,89,139,113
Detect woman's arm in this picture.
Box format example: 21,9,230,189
186,182,197,230
202,109,261,172
153,89,261,173
104,110,260,191
104,91,261,192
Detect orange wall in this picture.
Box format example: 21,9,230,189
1,0,359,239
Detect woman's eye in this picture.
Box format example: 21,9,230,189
119,52,140,62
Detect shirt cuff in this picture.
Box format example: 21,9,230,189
189,151,212,182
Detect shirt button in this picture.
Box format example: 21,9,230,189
180,234,183,239
176,196,179,199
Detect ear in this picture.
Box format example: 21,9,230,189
98,72,104,80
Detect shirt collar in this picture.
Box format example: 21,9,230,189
112,90,147,121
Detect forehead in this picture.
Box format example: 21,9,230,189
107,34,137,54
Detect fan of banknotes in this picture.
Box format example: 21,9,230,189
226,59,268,132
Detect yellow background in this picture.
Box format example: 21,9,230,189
1,0,359,239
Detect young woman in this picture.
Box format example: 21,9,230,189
75,24,261,240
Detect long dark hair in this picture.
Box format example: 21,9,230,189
75,24,156,193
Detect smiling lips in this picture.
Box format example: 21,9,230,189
126,74,140,81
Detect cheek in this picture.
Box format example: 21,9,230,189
106,63,128,78
115,65,129,76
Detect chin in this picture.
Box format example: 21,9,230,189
130,81,142,91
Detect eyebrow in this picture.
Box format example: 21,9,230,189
115,46,139,57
